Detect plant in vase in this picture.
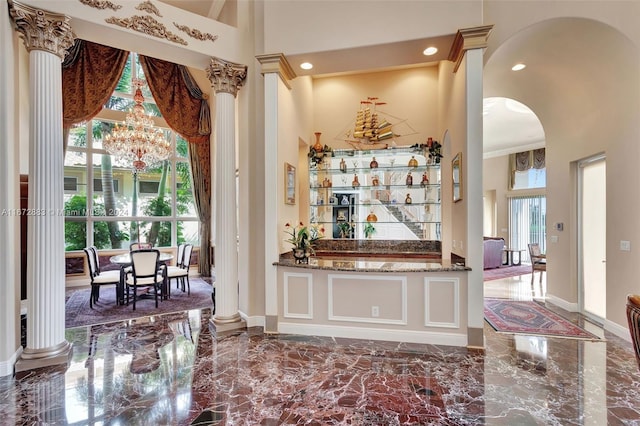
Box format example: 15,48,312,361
307,132,334,166
427,140,443,164
364,222,376,239
337,221,353,239
284,222,324,263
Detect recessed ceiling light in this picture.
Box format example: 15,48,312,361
423,47,438,56
512,63,526,71
300,62,313,70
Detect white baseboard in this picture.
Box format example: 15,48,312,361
239,311,265,328
545,295,631,342
0,346,22,377
545,294,578,312
278,322,468,347
604,318,631,342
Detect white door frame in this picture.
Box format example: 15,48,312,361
577,154,606,325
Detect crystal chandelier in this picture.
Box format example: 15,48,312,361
103,78,171,171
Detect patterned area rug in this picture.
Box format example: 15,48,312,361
484,298,601,340
483,265,531,281
66,277,214,328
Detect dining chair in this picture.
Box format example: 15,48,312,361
124,249,166,310
83,247,121,308
166,243,193,295
528,243,546,286
626,295,640,370
130,242,153,251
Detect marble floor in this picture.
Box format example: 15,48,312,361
2,273,640,425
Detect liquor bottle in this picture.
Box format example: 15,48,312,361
406,171,413,186
421,172,429,186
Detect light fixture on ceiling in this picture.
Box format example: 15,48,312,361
300,62,313,70
103,78,171,172
511,63,526,71
423,47,438,56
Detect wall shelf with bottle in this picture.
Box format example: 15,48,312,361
309,147,441,240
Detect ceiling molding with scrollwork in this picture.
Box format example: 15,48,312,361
135,0,162,17
78,0,122,11
105,15,187,46
173,22,218,43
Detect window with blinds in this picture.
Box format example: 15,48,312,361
508,195,546,262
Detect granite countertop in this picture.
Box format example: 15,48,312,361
274,255,470,273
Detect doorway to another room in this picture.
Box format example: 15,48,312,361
578,156,606,324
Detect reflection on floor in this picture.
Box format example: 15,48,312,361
2,275,640,425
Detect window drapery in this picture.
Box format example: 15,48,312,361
138,55,211,144
62,39,129,150
510,148,546,188
513,148,545,171
139,55,212,276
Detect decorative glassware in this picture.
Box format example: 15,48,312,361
406,171,413,186
421,172,429,186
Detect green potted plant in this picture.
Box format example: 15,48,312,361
364,222,376,239
337,221,352,239
284,222,324,263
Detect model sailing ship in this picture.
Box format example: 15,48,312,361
343,97,416,150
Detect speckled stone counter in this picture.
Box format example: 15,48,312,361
312,239,441,258
275,254,470,273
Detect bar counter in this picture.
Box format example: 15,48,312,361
272,243,471,347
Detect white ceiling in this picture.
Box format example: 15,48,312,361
158,0,545,157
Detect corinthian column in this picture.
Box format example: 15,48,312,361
206,57,247,335
9,1,75,372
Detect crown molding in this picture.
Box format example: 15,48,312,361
256,53,296,90
448,24,493,73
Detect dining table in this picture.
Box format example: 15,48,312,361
109,252,174,266
109,252,174,304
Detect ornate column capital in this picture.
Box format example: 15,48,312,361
206,57,247,97
8,1,74,60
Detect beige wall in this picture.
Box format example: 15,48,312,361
312,66,439,150
263,1,481,55
483,156,510,240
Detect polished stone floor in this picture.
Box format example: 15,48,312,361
2,273,640,425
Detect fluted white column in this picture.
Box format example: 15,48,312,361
0,0,21,377
206,57,247,334
9,1,74,371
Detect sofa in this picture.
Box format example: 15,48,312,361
483,237,505,269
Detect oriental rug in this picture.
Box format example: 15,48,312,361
65,277,214,328
483,264,531,281
484,298,601,340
